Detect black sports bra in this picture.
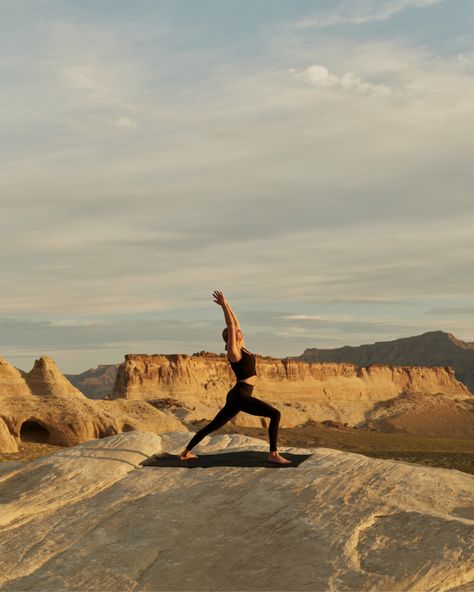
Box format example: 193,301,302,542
228,347,257,381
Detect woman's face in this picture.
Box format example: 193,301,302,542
236,329,244,344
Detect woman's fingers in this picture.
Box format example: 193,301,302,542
212,290,226,305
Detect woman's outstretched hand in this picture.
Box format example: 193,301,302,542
212,290,227,306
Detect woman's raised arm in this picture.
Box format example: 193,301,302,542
212,290,241,328
213,291,235,327
226,303,241,329
213,291,241,358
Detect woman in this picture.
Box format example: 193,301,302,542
179,291,291,464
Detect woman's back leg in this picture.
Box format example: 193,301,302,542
184,403,239,452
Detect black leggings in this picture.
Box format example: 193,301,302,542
185,382,281,452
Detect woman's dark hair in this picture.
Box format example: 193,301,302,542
222,327,242,350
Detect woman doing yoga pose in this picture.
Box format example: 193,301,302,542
179,291,291,464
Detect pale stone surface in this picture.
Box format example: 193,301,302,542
0,431,472,591
0,356,187,451
0,461,22,475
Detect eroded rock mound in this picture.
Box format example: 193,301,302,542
0,431,472,591
22,355,85,398
0,356,187,451
361,392,474,438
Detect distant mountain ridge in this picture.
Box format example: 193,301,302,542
66,330,474,400
66,364,120,399
296,330,474,394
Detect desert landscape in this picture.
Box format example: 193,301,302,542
2,330,474,458
3,0,474,588
1,330,474,590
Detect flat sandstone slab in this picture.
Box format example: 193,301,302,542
0,431,473,591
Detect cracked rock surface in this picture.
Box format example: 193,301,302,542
0,431,473,591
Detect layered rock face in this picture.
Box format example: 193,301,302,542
0,431,472,591
112,352,472,429
298,330,474,394
0,356,186,452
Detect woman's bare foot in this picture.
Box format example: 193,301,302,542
268,451,292,464
179,449,198,461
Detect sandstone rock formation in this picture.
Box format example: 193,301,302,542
66,364,120,399
0,431,472,591
0,355,186,451
361,392,474,438
21,356,85,398
0,418,17,453
298,330,474,394
65,330,474,399
111,352,472,430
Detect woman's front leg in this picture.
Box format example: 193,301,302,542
237,394,291,463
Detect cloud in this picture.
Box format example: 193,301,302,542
426,306,474,316
283,314,354,322
456,52,474,72
1,6,473,370
60,64,109,96
292,0,445,29
115,116,137,129
294,64,392,97
3,311,470,374
325,299,418,306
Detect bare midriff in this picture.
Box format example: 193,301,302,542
238,375,257,386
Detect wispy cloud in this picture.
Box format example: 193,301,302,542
1,2,473,371
426,306,474,316
293,64,392,97
292,0,445,29
283,314,354,322
115,116,138,129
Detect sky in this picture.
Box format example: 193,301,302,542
1,0,473,373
